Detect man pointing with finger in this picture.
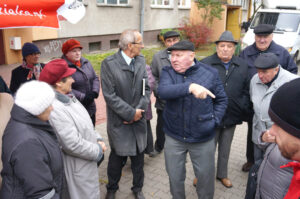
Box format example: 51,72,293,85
157,40,227,199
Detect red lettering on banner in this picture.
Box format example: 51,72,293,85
0,0,65,28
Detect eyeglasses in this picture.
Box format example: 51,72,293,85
132,41,144,45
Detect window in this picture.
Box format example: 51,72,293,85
151,0,173,8
96,0,128,5
89,42,101,52
110,40,119,49
178,0,191,9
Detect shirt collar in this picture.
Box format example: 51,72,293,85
121,50,133,66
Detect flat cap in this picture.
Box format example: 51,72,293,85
163,31,180,40
254,53,279,69
215,31,238,44
254,24,274,35
167,40,195,52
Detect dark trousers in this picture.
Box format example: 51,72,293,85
154,109,165,152
145,120,154,154
246,120,254,163
106,149,144,193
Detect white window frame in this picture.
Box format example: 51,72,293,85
96,0,129,5
178,0,191,9
151,0,174,9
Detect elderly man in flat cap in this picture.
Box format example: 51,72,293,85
239,24,298,172
267,78,300,198
198,31,251,188
157,40,227,199
244,53,298,198
150,30,180,157
250,53,298,164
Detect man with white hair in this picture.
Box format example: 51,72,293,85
158,40,227,199
101,29,150,199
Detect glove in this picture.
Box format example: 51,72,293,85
82,91,97,106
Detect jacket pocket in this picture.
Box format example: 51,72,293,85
190,113,215,139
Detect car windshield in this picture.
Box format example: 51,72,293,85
251,12,300,32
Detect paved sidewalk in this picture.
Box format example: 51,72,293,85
96,109,249,199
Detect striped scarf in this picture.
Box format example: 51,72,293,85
22,61,42,80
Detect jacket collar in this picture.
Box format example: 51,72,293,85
10,104,54,133
62,55,88,68
209,53,240,66
55,91,77,105
248,41,280,56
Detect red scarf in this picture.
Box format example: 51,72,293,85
281,162,300,199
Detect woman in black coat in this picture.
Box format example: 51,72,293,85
9,42,44,95
0,81,64,199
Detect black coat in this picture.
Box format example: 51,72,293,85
9,64,44,95
201,53,251,127
0,76,11,94
0,105,64,199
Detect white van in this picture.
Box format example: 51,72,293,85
242,0,300,62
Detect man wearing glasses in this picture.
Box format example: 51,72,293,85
101,29,150,199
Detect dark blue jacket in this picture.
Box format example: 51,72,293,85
157,60,227,143
239,41,298,78
0,105,64,199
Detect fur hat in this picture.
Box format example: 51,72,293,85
269,78,300,139
15,81,55,116
22,42,41,58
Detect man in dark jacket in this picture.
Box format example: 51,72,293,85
101,29,150,199
239,24,298,172
268,78,300,198
62,39,100,126
201,31,250,188
0,81,64,199
158,40,227,199
150,30,180,157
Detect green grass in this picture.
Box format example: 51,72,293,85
83,43,216,75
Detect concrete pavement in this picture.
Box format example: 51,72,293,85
96,109,249,199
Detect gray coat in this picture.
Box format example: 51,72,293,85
250,67,298,145
255,143,293,199
151,49,170,110
101,50,150,156
49,92,103,199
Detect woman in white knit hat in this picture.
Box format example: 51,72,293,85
0,80,64,199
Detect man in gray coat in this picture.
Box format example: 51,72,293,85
150,30,180,156
250,53,298,164
101,29,151,199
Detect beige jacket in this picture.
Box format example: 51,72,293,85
0,93,14,184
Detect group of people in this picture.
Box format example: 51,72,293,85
0,24,299,199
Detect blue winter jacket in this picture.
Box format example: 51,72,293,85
157,60,227,143
239,41,298,78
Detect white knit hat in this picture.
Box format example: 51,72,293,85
15,80,55,116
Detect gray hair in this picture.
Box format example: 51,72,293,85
118,29,138,50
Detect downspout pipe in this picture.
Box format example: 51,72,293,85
140,0,144,36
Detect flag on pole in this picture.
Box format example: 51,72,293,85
0,0,86,29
